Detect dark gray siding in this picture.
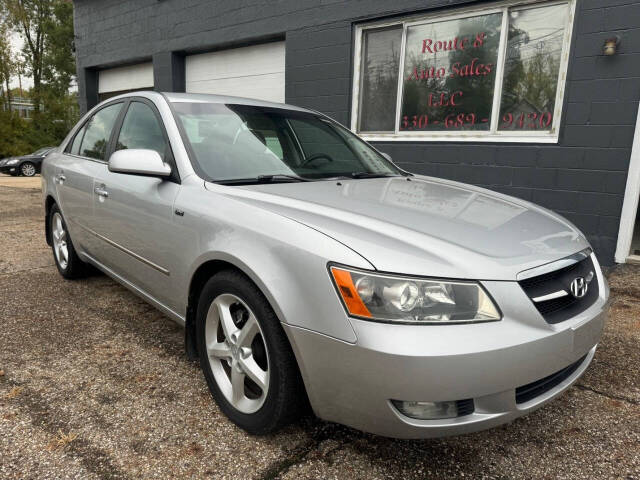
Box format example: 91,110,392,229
73,0,640,264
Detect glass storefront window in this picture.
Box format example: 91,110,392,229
353,0,574,141
498,3,569,131
401,13,502,132
358,26,403,132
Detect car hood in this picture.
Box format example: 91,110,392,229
205,175,590,280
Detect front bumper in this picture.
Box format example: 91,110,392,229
0,165,18,174
285,275,609,439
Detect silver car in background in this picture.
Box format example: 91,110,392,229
41,92,609,438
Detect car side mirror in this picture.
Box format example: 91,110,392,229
108,149,171,177
380,152,392,162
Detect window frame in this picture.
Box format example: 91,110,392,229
110,97,180,183
350,0,576,143
63,97,180,183
64,100,125,163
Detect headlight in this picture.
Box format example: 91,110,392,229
329,265,501,324
6,159,19,165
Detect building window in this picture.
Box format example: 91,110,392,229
357,26,403,132
351,0,575,142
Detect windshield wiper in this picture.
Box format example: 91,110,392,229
257,174,311,182
349,172,403,179
217,174,310,185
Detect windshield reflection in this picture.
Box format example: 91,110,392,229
377,178,526,230
172,102,403,183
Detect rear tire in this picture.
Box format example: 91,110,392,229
20,162,36,177
49,204,88,279
196,269,305,434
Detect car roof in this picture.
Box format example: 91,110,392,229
164,92,313,113
104,90,313,114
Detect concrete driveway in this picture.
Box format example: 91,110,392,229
0,177,638,480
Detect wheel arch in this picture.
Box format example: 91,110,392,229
44,195,56,246
185,256,312,414
184,256,286,361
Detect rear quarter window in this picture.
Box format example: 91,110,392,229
69,126,85,155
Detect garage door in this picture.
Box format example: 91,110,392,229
185,42,285,103
98,63,154,102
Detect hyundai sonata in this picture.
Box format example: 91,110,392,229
41,92,608,438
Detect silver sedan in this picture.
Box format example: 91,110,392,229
41,92,609,438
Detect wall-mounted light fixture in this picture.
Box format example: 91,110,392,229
603,36,621,56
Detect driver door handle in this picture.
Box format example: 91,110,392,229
94,185,109,198
55,173,66,184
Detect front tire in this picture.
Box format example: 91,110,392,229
49,204,87,279
196,270,305,434
20,162,36,177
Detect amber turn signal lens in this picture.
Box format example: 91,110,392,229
330,267,372,318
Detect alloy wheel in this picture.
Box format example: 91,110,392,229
21,163,36,176
52,212,69,270
205,293,270,414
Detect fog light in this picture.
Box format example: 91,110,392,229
391,400,459,420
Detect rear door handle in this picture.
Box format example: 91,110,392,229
94,185,109,198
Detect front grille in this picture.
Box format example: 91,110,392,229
519,255,599,324
456,399,475,416
515,354,588,404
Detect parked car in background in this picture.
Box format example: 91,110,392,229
0,157,17,173
0,147,55,177
41,91,609,438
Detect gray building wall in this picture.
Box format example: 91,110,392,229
73,0,640,264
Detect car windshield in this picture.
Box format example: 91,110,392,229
171,102,404,183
